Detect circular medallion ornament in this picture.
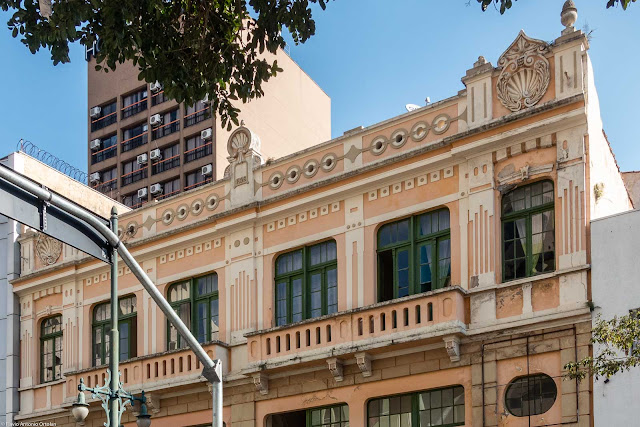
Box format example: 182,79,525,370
191,198,205,216
35,233,62,266
390,129,408,148
370,137,387,156
321,153,338,172
303,159,320,178
162,209,176,225
410,121,429,142
206,194,220,211
177,204,189,221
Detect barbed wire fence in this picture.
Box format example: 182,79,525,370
17,139,89,184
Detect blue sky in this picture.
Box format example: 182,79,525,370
1,0,639,172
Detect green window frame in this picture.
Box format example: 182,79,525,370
307,403,349,426
367,385,465,427
501,180,555,282
167,272,219,350
92,295,137,367
377,208,451,302
275,240,337,327
41,315,63,383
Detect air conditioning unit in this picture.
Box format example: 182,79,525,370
150,183,163,195
149,148,162,161
150,114,162,126
201,128,213,141
201,93,210,104
137,188,148,199
201,164,213,177
150,81,163,92
89,106,101,118
89,172,101,184
90,139,102,151
137,153,148,165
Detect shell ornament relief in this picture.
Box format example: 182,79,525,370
496,31,551,112
35,233,63,266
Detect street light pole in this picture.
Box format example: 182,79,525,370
109,207,119,427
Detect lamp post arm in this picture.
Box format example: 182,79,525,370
0,165,217,373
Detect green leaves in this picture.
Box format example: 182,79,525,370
478,0,635,14
1,0,333,127
564,313,640,382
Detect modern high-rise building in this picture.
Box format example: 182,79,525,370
86,46,331,208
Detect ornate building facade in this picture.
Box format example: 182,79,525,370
10,5,633,427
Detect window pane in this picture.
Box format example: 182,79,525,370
197,274,218,296
327,268,338,314
396,249,410,298
438,210,450,231
310,272,323,318
196,301,208,343
437,238,451,289
276,281,288,326
209,298,219,340
397,220,410,242
292,277,303,323
169,281,190,302
418,243,433,293
505,375,557,417
119,322,129,360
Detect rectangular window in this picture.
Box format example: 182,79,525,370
502,181,555,281
91,100,117,131
92,296,137,366
184,101,211,127
185,169,211,191
41,316,62,383
121,88,148,119
275,240,338,326
121,159,147,187
151,90,169,106
368,385,465,427
94,167,118,193
269,404,348,427
185,134,212,163
156,178,181,201
152,143,180,174
167,273,219,350
122,123,149,152
91,134,118,164
152,109,180,140
122,191,145,209
377,209,451,303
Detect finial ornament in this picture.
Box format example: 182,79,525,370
561,0,578,34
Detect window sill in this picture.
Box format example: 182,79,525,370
467,264,590,294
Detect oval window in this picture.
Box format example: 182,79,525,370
505,374,557,417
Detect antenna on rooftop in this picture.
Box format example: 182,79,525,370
405,104,421,112
425,97,431,105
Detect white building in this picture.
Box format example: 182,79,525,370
591,207,640,426
0,154,22,424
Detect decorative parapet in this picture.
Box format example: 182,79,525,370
244,287,467,372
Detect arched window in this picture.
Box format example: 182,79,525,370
505,374,557,417
502,180,555,281
275,240,337,326
41,315,62,383
92,295,137,366
167,273,219,350
377,208,451,302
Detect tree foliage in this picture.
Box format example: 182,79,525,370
477,0,636,14
0,0,331,128
565,313,640,381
